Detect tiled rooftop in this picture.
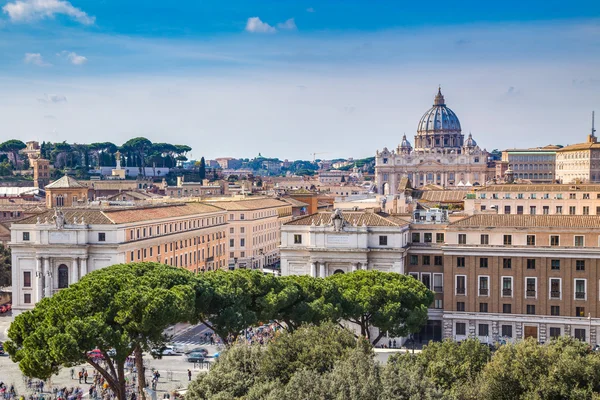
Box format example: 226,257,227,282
285,211,410,227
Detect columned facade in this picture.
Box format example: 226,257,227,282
375,89,492,192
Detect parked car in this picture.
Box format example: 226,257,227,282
184,347,208,356
0,343,5,355
151,346,177,356
186,352,205,363
87,349,104,360
0,303,11,313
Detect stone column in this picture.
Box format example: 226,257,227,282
319,262,326,278
565,324,572,337
443,320,453,340
352,263,358,272
71,258,79,284
43,257,50,298
539,324,547,343
310,262,317,278
591,327,597,346
468,320,476,338
36,257,43,302
80,258,88,278
491,321,499,343
515,323,523,340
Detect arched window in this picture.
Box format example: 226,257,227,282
56,195,64,207
334,269,345,274
58,264,69,288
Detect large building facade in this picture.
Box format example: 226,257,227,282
281,208,600,345
9,203,228,315
375,89,493,193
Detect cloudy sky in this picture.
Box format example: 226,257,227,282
0,1,599,160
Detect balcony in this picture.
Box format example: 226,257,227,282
550,291,561,299
526,289,536,298
456,287,466,295
479,288,488,296
502,288,512,297
575,292,586,299
434,286,443,293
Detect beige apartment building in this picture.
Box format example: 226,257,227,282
9,202,228,315
499,147,558,183
443,214,600,344
205,198,292,269
464,184,600,216
555,125,600,184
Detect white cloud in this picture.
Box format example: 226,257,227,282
58,50,88,65
24,52,51,66
245,17,276,33
306,7,315,13
3,0,95,25
37,93,67,103
277,18,297,31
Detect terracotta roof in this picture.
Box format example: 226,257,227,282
450,214,600,228
104,203,223,224
557,142,600,151
45,176,87,189
206,198,289,211
281,197,309,207
106,191,158,200
476,184,600,192
416,190,468,202
16,209,114,225
285,211,410,227
15,203,224,225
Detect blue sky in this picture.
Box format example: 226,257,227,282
0,0,599,160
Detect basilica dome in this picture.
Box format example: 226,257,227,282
417,88,461,134
414,88,464,151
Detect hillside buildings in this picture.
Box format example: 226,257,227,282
555,118,600,184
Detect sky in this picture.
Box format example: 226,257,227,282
0,1,599,160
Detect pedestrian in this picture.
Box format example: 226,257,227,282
393,339,397,348
78,371,83,384
70,369,75,380
187,369,192,381
84,370,88,384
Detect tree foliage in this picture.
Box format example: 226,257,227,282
0,139,26,169
0,244,11,288
327,270,434,344
5,262,197,400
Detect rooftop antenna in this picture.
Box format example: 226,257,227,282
593,111,597,137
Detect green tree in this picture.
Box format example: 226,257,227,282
198,157,206,180
326,344,382,400
260,322,357,384
195,270,278,343
408,338,490,397
263,275,342,331
0,160,12,176
380,354,444,400
0,139,26,169
5,262,197,400
472,337,600,400
327,270,433,344
0,244,11,289
121,137,153,176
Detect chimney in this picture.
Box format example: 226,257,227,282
177,176,184,187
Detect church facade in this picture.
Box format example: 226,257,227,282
375,89,494,194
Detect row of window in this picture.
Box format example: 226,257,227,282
411,232,445,243
457,234,586,247
455,256,585,270
455,275,590,301
480,193,597,200
128,216,225,241
409,255,443,266
483,204,597,216
455,322,588,341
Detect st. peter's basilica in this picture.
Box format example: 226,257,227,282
375,88,493,194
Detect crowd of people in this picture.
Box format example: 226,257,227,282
237,322,281,345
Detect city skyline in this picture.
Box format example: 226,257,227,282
0,1,599,159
